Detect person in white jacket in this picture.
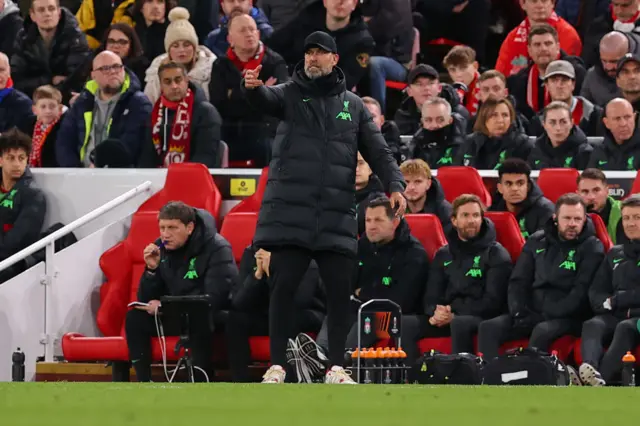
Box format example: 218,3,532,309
144,7,216,104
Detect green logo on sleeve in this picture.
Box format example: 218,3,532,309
536,248,546,254
336,100,352,121
563,157,573,168
628,156,635,171
443,260,453,267
183,257,199,279
493,151,507,170
613,258,624,264
598,160,607,166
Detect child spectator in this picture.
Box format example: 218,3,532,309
19,85,64,167
443,45,481,116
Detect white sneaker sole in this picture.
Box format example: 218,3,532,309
579,363,605,386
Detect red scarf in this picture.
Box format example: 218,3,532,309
612,4,640,32
571,98,584,126
151,89,195,167
226,42,265,75
526,65,551,112
510,12,561,75
5,77,13,89
29,118,59,167
463,72,481,115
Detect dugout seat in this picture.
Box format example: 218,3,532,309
537,168,579,204
590,213,613,252
437,166,492,206
630,171,640,196
485,212,525,262
220,212,259,264
137,163,222,222
404,214,448,260
227,167,269,214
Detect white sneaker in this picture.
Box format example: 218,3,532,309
325,366,357,384
579,363,605,386
567,365,582,386
262,365,286,384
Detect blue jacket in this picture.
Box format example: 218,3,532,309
555,0,610,27
205,7,273,57
56,73,152,167
0,88,34,133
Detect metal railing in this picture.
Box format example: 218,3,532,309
0,181,154,361
399,135,605,144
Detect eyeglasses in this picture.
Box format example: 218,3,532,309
93,64,124,73
107,38,130,46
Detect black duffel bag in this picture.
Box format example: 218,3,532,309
483,347,569,386
414,350,484,384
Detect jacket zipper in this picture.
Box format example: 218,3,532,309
316,98,329,239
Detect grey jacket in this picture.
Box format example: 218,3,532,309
260,0,318,32
580,66,622,107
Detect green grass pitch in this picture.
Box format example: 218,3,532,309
0,383,638,425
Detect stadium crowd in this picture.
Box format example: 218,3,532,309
2,0,640,385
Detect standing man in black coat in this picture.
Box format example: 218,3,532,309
242,31,406,384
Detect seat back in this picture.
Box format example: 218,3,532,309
227,167,269,214
404,214,447,260
630,171,640,196
219,141,229,168
137,163,222,221
537,168,579,204
590,213,613,252
485,211,525,262
437,166,492,206
220,212,259,263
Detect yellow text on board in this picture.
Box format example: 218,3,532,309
230,178,257,197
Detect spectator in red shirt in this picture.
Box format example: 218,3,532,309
495,0,581,77
443,45,481,117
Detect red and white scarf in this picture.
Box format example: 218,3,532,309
226,41,266,75
151,89,195,167
510,12,561,75
612,4,640,32
526,65,551,112
571,97,584,127
29,118,59,167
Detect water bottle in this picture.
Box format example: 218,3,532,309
12,348,25,382
622,351,636,386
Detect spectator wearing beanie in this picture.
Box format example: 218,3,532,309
495,0,581,78
75,0,135,49
144,6,216,103
0,0,23,58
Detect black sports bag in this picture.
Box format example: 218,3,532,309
482,347,569,386
414,350,484,384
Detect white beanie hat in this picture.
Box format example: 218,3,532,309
164,7,199,53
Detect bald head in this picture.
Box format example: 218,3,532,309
600,32,630,78
228,13,259,53
92,50,122,70
91,50,125,97
604,98,636,144
0,53,9,90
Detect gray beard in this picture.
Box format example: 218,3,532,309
305,67,331,80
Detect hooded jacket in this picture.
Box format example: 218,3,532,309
0,168,46,261
241,64,405,256
528,125,593,170
593,196,626,246
580,65,622,108
11,7,91,99
205,7,274,57
587,115,640,171
356,174,385,236
56,72,152,167
394,84,470,136
267,2,375,89
590,240,640,320
409,114,466,169
137,209,238,312
0,87,33,133
509,217,604,321
461,125,533,170
138,83,222,168
424,218,512,318
406,176,453,236
232,246,325,315
356,219,429,315
0,0,22,58
144,45,217,104
489,179,555,240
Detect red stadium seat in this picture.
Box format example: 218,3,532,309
537,168,579,204
137,163,222,222
220,212,259,264
227,167,269,214
404,214,448,260
485,212,525,262
437,166,492,206
418,337,452,355
590,213,613,252
629,171,640,196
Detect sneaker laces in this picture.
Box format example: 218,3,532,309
327,366,355,383
262,366,284,382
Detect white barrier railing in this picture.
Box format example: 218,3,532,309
399,135,605,145
0,181,153,362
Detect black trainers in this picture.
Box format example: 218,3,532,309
296,333,328,378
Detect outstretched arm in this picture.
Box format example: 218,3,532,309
240,65,287,120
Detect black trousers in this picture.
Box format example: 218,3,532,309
401,315,452,368
226,309,324,382
581,314,640,383
125,308,213,382
269,248,355,367
477,314,582,359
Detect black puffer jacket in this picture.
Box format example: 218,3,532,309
356,174,385,236
0,0,22,58
587,116,640,171
590,240,640,319
528,125,593,170
461,125,533,170
242,64,405,256
0,88,34,133
407,176,453,236
509,217,604,320
424,218,512,318
137,209,238,312
409,114,466,168
0,168,46,261
11,8,91,99
489,179,554,240
356,219,429,314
